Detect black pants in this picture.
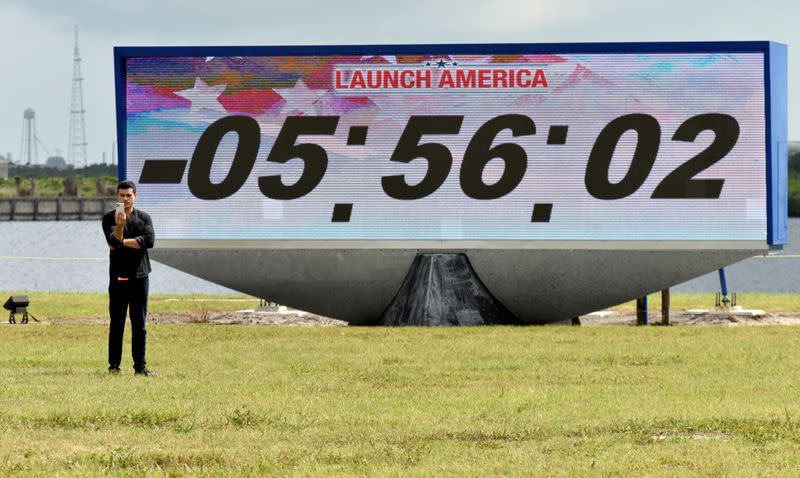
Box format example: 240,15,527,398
108,276,149,371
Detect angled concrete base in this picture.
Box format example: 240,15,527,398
378,253,521,326
152,246,762,324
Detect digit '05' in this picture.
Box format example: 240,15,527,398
187,115,339,201
585,113,739,200
188,116,261,200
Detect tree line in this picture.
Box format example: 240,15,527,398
8,163,118,178
4,158,799,216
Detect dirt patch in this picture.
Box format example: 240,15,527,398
58,309,347,327
196,309,347,327
579,310,800,327
52,309,800,327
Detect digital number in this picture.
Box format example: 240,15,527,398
585,114,660,200
382,114,535,200
381,116,463,200
586,113,738,200
160,112,741,209
258,116,339,200
461,114,536,199
186,115,338,201
187,115,260,200
651,114,739,199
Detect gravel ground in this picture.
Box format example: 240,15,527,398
577,310,800,327
55,308,348,327
49,308,800,327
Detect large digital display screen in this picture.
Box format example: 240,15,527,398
117,43,785,244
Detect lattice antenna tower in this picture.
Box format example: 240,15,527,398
67,25,88,167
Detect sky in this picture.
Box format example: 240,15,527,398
0,0,797,166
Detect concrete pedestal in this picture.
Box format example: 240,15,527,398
378,253,521,326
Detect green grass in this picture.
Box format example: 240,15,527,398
2,325,800,476
3,291,799,323
0,175,118,198
0,291,260,321
616,293,800,312
790,171,800,217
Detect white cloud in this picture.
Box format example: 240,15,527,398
476,0,639,32
0,0,797,164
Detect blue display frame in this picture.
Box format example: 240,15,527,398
114,40,788,245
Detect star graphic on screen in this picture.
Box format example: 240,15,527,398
275,79,327,116
437,59,447,68
360,55,398,64
175,77,227,113
450,55,493,65
204,56,243,62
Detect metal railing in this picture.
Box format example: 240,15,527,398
0,197,117,221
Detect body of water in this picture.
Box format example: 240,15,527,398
671,218,800,294
0,221,236,294
0,219,798,295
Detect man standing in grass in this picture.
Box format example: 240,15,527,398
102,180,155,376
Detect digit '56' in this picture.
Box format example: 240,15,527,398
382,114,536,200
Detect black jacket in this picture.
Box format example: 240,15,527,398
102,208,155,279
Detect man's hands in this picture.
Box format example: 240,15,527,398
112,239,142,250
113,211,126,244
122,238,142,249
111,212,142,251
110,210,147,250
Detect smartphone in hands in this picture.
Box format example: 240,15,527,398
115,202,124,215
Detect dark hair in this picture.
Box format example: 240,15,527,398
117,180,137,194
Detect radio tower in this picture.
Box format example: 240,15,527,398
68,25,88,167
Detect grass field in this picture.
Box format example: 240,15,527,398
3,305,800,475
0,176,118,198
2,291,800,322
0,291,262,321
616,293,800,313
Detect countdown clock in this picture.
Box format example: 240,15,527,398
114,41,788,324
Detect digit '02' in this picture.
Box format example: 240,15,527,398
585,114,660,200
585,113,739,200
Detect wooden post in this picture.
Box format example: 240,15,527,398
9,198,15,220
33,198,38,221
78,198,84,220
56,198,62,221
636,297,647,326
661,289,670,326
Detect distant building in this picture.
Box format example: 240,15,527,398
46,155,67,170
0,154,8,180
790,141,800,154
